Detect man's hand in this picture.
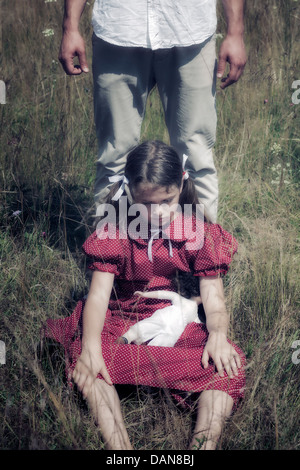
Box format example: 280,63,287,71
58,30,89,75
217,34,247,89
219,0,247,89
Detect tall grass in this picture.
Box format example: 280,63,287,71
0,0,299,450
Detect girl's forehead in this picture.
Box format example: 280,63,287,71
132,183,179,201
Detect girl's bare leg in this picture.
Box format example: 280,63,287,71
86,378,133,450
189,390,234,450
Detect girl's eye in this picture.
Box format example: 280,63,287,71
138,199,173,205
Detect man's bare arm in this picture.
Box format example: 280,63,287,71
217,0,247,89
59,0,89,75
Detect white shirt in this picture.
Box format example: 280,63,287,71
92,0,217,50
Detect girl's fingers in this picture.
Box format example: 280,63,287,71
72,363,92,394
232,355,240,376
221,354,241,378
72,368,80,386
202,341,242,379
77,372,88,394
224,361,235,379
82,375,93,398
101,366,113,386
229,360,238,377
201,348,209,369
235,353,242,370
223,358,236,378
215,359,224,377
227,353,241,377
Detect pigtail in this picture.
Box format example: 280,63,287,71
179,177,211,223
95,182,131,228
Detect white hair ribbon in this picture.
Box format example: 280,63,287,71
182,154,189,180
108,174,129,201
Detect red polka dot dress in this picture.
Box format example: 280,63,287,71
44,216,246,408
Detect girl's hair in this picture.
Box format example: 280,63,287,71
125,140,183,190
125,140,199,210
104,140,210,222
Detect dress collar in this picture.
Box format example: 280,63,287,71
147,226,173,262
129,213,203,260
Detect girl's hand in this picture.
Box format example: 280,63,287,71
72,346,113,398
202,331,241,379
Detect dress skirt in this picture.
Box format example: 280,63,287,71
44,221,246,408
44,298,246,409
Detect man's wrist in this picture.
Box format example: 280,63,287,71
222,0,245,37
62,18,80,33
226,27,245,38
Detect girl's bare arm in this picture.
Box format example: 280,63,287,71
72,270,115,397
199,276,241,378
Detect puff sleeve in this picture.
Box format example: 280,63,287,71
192,223,238,277
82,230,125,276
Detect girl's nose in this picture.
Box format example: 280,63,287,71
156,204,169,219
150,204,164,225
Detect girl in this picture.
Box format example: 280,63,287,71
44,140,245,450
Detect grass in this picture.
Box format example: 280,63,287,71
0,0,299,450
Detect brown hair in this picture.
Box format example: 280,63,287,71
104,140,209,222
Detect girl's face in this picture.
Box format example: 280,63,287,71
132,182,183,227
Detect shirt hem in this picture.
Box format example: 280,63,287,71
92,31,216,50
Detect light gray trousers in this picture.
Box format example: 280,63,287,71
92,34,218,222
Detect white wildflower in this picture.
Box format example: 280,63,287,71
42,28,54,37
270,143,282,157
12,210,22,217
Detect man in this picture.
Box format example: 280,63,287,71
59,1,246,223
